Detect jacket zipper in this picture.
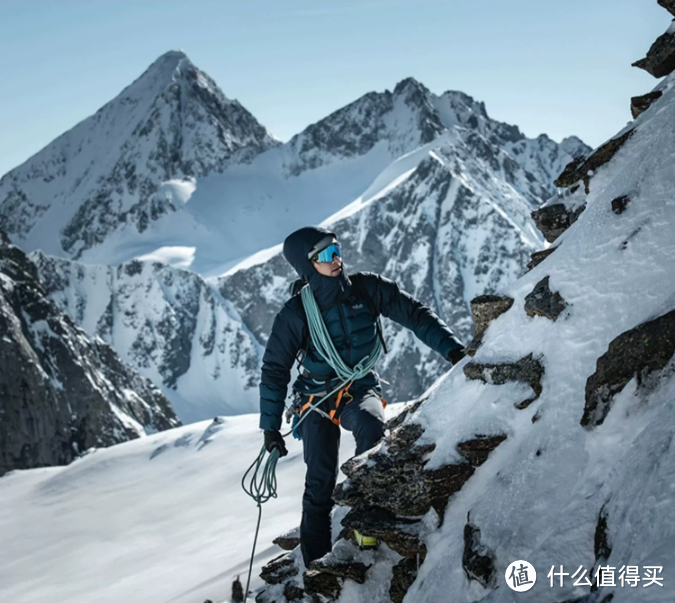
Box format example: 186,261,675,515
337,302,351,357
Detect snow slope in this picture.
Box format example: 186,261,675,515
0,405,403,603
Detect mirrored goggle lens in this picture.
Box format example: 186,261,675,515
314,243,341,263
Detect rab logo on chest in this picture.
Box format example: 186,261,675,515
352,303,364,310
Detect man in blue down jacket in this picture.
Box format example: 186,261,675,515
260,226,465,566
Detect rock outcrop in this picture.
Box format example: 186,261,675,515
389,557,420,603
554,129,635,193
582,309,675,427
466,295,514,355
273,527,301,552
462,518,497,589
524,276,569,321
527,246,557,271
531,202,586,242
632,23,675,77
630,91,663,119
259,553,298,585
334,422,505,517
610,195,631,215
463,354,545,409
0,231,179,476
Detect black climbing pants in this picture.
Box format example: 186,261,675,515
297,389,385,567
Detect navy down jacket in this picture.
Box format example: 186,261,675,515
259,226,464,431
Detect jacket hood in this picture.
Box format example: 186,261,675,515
283,226,351,305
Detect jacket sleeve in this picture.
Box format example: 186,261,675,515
259,302,306,431
366,273,464,360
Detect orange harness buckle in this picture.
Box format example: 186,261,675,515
297,384,387,426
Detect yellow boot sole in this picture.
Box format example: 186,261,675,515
353,529,378,550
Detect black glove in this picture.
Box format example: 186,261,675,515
448,346,466,365
264,430,288,457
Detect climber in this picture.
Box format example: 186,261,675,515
259,226,466,567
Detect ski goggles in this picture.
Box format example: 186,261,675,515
310,243,341,264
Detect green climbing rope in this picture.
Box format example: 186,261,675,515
240,284,384,600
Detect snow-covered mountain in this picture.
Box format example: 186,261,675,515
2,50,590,419
31,252,261,423
0,50,278,264
173,77,588,273
253,13,675,602
0,230,179,476
218,119,587,402
0,53,586,275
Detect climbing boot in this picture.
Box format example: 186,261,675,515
353,529,378,550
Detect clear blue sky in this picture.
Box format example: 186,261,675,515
0,0,667,176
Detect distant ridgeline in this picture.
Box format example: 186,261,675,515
0,48,590,422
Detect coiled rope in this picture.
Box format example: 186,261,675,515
240,284,383,600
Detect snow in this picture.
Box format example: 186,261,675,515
394,75,675,602
31,253,263,423
156,178,197,205
0,405,404,603
0,63,586,280
136,246,197,269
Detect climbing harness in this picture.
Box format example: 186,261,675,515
240,284,384,600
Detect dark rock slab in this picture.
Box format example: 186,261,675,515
631,91,663,119
389,557,419,603
470,295,515,339
464,354,545,409
463,519,497,588
524,276,568,321
259,553,298,585
659,0,675,16
386,397,426,431
531,203,586,243
457,434,508,466
308,558,370,584
341,506,425,559
283,584,305,601
467,295,514,355
527,247,557,272
273,527,301,551
595,504,612,563
554,129,635,191
633,30,675,78
554,156,586,188
302,569,341,601
335,423,506,517
611,195,631,215
231,576,244,602
582,309,675,427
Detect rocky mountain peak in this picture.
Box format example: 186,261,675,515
119,49,232,112
392,76,431,98
0,50,278,260
559,134,591,158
